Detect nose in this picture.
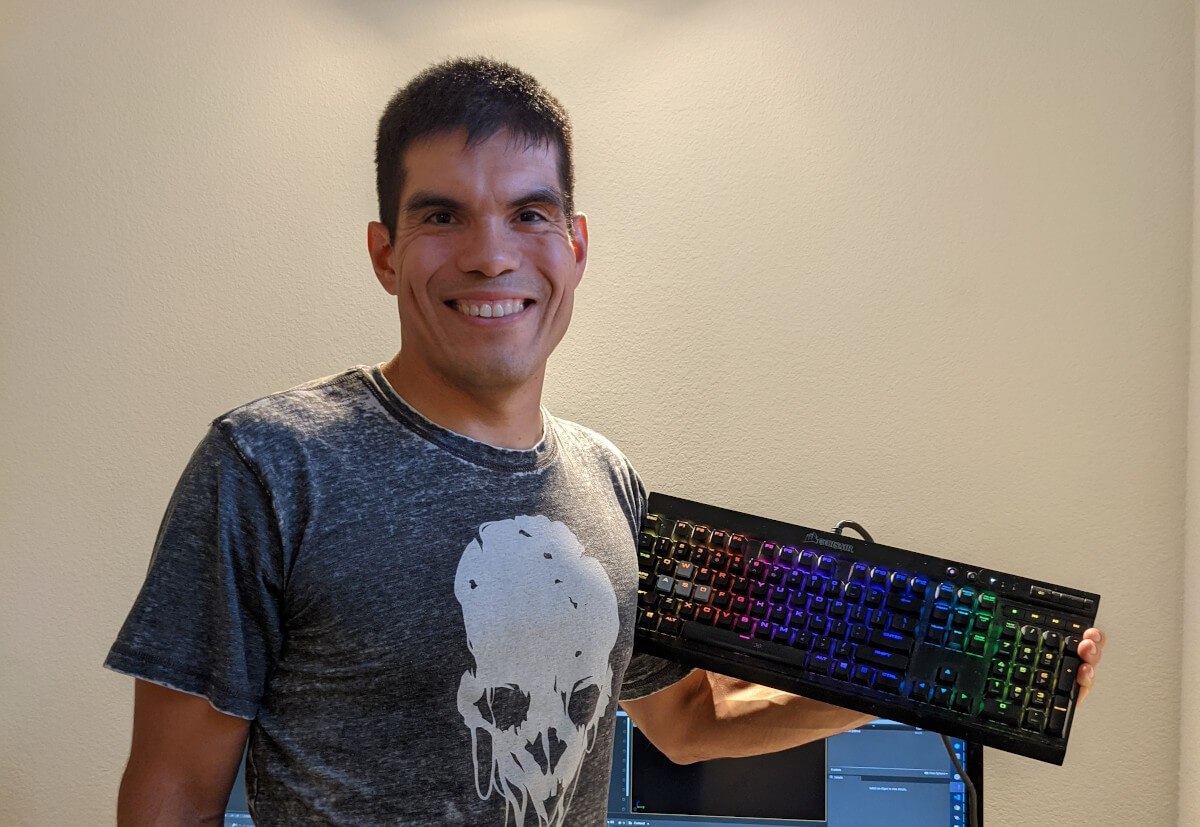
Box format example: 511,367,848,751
456,218,519,278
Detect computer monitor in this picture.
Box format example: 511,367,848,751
224,714,982,826
608,712,981,827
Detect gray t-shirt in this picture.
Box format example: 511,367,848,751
105,366,688,825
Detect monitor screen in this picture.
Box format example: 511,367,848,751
224,715,981,826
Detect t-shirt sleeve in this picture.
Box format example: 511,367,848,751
619,652,693,702
104,423,286,719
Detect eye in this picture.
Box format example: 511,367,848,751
517,209,547,223
426,211,455,225
475,684,531,732
567,683,601,727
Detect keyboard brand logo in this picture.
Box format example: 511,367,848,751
804,532,855,554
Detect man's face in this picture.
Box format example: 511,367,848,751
369,129,587,397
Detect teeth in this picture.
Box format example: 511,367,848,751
455,300,526,318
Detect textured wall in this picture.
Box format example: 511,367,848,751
1,1,1191,824
1183,0,1200,817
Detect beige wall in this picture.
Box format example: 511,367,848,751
1,1,1192,824
1184,0,1200,817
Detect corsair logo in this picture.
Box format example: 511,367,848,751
804,532,855,554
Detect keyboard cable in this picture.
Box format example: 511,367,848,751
832,519,980,827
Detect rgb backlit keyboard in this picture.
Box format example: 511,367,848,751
635,493,1100,764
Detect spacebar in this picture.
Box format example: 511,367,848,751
681,622,807,669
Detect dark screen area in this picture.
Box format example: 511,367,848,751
629,725,827,820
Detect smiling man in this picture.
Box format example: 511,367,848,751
106,58,1106,826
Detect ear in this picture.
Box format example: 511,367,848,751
367,221,400,296
569,213,588,287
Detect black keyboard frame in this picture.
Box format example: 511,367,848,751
635,493,1101,765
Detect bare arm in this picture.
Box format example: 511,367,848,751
620,670,875,765
117,680,251,826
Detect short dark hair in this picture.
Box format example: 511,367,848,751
375,57,575,239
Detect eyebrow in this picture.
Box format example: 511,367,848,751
402,191,467,214
507,187,565,213
401,187,566,215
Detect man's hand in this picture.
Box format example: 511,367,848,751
1074,627,1106,704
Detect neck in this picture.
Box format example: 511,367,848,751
380,352,546,450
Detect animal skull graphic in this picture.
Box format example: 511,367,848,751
455,515,619,827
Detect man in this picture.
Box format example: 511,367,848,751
107,57,1105,825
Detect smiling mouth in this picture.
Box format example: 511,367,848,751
451,299,529,318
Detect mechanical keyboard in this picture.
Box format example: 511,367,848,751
634,492,1101,764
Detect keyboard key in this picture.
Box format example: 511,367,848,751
869,630,915,654
875,671,901,693
855,647,910,671
981,699,1020,727
889,614,918,634
936,666,957,685
953,692,972,713
885,593,921,614
1023,709,1047,731
1046,704,1070,737
807,653,833,676
854,665,876,687
1056,656,1081,695
909,680,931,701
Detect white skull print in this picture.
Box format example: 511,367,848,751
455,515,619,827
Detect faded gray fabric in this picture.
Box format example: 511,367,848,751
105,365,688,826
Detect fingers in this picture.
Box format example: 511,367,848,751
1074,627,1105,704
1075,661,1096,704
1079,628,1104,665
